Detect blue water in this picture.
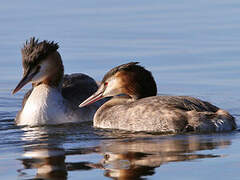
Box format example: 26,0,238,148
0,0,240,179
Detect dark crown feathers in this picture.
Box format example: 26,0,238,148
21,37,59,68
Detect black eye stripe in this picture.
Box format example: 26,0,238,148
33,66,41,75
25,65,40,77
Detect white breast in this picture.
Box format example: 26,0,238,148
17,84,78,126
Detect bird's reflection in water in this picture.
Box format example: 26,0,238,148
20,146,67,180
17,126,66,180
17,126,96,180
96,135,231,180
17,126,232,180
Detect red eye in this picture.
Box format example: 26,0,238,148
104,82,108,86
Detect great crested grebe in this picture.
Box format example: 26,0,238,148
12,37,101,126
79,62,236,133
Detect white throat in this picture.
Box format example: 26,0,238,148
17,84,77,126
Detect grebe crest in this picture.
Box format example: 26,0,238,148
13,37,99,126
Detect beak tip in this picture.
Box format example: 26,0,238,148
79,91,104,108
79,102,85,108
12,89,16,95
12,87,20,95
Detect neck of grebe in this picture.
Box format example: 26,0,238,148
93,96,133,122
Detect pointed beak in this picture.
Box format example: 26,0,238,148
79,89,105,107
12,68,34,94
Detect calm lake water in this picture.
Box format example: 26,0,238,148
1,0,240,179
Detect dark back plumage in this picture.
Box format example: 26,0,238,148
21,37,59,70
62,73,99,106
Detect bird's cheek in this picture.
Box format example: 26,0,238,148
31,70,47,83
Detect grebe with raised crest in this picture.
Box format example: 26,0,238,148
13,37,101,126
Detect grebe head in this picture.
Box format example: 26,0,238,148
12,37,64,94
79,62,157,107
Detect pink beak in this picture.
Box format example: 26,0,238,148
79,90,104,107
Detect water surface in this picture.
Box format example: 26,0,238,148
0,0,240,179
